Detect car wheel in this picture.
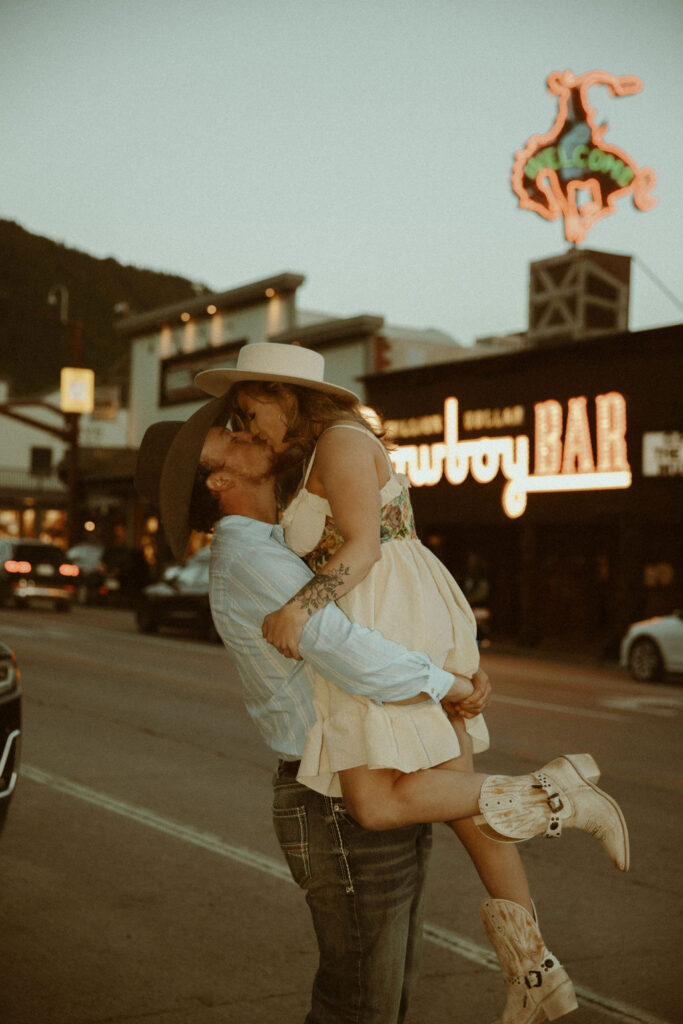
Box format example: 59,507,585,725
136,602,157,634
55,599,70,612
628,637,663,682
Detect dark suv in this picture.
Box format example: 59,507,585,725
136,547,219,641
0,640,21,835
0,538,79,611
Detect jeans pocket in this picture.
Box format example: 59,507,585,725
272,805,311,888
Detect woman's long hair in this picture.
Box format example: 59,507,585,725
227,380,391,505
229,380,388,448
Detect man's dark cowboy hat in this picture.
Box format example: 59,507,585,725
134,395,232,562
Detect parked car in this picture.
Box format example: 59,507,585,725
136,547,219,642
619,610,683,682
0,640,21,835
66,542,120,605
66,541,150,606
0,538,79,611
99,542,150,605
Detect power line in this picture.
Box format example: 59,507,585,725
633,256,683,316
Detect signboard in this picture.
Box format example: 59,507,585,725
389,391,631,518
642,432,683,477
60,367,95,414
92,385,120,422
512,70,657,244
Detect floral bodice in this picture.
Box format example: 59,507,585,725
286,473,418,575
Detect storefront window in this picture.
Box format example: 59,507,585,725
0,509,20,537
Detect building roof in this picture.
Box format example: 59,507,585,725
363,320,683,389
273,314,384,349
114,272,306,338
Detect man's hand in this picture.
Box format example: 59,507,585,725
441,667,492,720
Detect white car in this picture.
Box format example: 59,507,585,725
620,610,683,682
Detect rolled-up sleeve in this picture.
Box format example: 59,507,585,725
216,521,455,708
299,605,454,704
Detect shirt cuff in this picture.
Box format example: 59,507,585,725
421,664,457,703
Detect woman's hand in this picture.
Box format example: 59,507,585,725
262,601,309,660
455,667,492,719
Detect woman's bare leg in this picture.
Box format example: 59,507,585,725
339,717,534,915
440,717,534,916
338,761,488,829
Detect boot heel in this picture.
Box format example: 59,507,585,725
542,979,579,1020
564,753,600,784
472,813,519,842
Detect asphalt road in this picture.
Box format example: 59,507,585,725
0,603,680,1024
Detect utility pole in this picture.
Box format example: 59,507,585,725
0,287,93,547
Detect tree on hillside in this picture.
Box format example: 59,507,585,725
0,219,205,395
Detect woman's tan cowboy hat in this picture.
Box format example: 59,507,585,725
194,342,358,400
134,395,232,562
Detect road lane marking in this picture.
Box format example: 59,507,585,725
22,764,289,881
601,695,682,717
494,694,629,721
21,764,670,1024
0,623,72,639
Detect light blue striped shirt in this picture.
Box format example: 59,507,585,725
209,515,455,760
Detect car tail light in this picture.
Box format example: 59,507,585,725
4,560,31,574
59,563,80,577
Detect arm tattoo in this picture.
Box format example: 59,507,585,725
288,563,351,617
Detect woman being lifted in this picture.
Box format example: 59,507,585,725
196,343,629,1024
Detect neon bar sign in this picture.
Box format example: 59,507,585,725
390,392,631,518
511,70,657,244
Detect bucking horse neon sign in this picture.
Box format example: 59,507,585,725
512,70,657,244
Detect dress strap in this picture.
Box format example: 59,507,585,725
301,449,317,487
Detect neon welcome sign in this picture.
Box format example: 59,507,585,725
512,70,657,244
389,391,631,519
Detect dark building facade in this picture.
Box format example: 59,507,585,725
365,322,682,655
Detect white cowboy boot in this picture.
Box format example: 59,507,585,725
474,753,629,871
481,898,578,1024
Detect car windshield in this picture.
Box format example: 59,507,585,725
12,544,63,566
164,549,211,589
178,561,210,587
67,544,103,570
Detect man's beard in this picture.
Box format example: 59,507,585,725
232,457,277,487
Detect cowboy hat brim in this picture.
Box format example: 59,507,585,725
195,366,358,401
134,420,184,504
136,395,233,562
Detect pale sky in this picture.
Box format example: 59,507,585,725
2,0,681,347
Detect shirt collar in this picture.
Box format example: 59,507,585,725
214,514,284,545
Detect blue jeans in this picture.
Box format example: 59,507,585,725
272,765,432,1024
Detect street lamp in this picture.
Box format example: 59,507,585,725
47,284,69,327
47,285,93,546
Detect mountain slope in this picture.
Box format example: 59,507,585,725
0,219,206,395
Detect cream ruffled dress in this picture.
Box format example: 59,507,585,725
282,423,489,798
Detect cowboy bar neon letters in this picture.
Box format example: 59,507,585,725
511,70,657,244
390,392,631,518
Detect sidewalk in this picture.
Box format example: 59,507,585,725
480,636,622,670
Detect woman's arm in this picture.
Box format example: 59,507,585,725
262,428,385,659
